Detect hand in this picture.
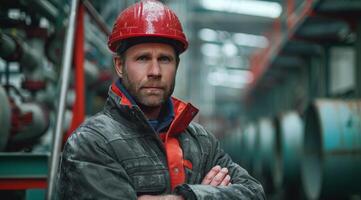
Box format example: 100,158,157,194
137,195,184,200
201,165,231,186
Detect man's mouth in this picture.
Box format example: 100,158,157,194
141,84,164,89
141,86,164,93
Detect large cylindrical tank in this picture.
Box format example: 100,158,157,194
275,111,304,196
230,126,243,165
220,126,243,165
242,123,257,172
0,85,11,151
257,117,277,193
302,99,361,200
252,121,262,180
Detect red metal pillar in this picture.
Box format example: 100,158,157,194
64,3,85,142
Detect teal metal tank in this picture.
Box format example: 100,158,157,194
278,111,304,196
281,112,303,191
256,118,277,193
242,123,257,172
302,99,361,200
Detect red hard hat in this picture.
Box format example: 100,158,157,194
108,0,188,54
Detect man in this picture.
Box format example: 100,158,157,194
56,0,265,199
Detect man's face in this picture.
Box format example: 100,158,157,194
114,43,177,108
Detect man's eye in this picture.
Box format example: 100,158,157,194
159,56,171,62
137,56,148,61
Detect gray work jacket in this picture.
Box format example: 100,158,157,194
56,86,265,200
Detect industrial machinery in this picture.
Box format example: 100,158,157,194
0,0,113,199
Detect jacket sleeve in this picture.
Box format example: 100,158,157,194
176,126,266,200
55,128,137,200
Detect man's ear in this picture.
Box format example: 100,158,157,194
113,56,123,78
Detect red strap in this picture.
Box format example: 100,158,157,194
165,137,185,190
160,133,193,188
162,100,198,190
63,3,85,142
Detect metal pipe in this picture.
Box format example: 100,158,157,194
32,0,59,23
0,32,43,71
0,32,17,58
302,99,361,200
46,0,79,199
82,0,111,36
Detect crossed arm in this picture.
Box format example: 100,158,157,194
138,165,231,200
57,128,265,199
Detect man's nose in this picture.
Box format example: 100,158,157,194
148,59,161,78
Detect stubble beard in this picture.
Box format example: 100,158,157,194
121,69,175,108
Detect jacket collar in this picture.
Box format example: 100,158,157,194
108,80,199,136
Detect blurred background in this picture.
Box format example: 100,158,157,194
0,0,360,199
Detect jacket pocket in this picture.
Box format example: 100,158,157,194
131,173,167,195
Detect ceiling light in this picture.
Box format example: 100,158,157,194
198,28,218,42
233,33,269,48
200,0,282,18
222,42,238,57
201,43,221,57
198,27,269,48
208,68,253,89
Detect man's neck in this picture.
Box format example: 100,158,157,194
139,105,162,120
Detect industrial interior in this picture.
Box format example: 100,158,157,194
0,0,360,199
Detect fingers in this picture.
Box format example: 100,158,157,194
209,167,228,186
201,165,232,186
220,175,231,186
201,165,222,184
